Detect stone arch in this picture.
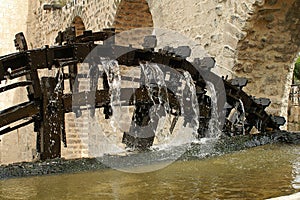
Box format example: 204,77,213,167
233,0,300,126
71,16,86,36
113,0,153,33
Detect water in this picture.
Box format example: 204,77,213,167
238,99,246,135
140,62,172,143
1,144,300,200
138,63,199,147
101,59,122,134
206,81,223,139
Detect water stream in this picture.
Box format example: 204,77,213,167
206,81,222,139
139,62,171,145
84,61,202,154
101,59,122,133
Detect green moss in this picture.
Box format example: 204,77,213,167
294,56,300,82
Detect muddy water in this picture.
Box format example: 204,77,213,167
0,144,300,200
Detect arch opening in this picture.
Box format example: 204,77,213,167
113,0,153,33
112,0,154,47
71,16,86,36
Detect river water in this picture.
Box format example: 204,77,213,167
0,144,300,200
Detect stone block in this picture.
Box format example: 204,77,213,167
223,32,239,49
223,45,236,58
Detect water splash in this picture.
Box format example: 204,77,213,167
79,59,223,171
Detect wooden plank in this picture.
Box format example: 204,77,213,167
0,102,39,127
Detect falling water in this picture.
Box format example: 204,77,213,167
101,59,122,134
206,81,222,139
182,71,200,137
238,99,246,135
138,62,201,149
82,60,223,168
140,62,172,144
82,59,124,158
54,68,64,92
50,69,64,150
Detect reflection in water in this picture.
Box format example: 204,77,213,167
0,144,300,200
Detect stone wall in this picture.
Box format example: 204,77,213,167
234,0,300,120
27,0,121,48
147,0,254,77
0,0,29,110
288,105,300,131
0,0,38,165
148,0,300,120
0,0,28,55
28,0,300,98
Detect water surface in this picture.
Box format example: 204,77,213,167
1,144,300,200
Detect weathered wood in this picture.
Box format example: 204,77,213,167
0,102,39,127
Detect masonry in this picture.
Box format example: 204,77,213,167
0,0,32,164
0,0,300,164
